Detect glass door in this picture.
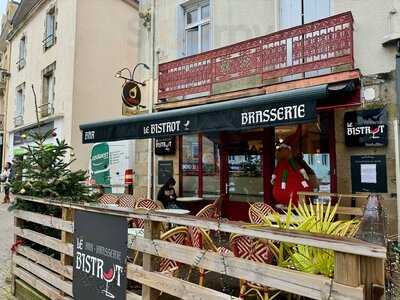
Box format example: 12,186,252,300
227,153,263,203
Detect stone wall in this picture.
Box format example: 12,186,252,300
335,72,399,235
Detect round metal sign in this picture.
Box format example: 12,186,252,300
122,81,141,107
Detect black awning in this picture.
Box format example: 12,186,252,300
80,83,350,144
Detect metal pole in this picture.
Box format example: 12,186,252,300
147,0,156,199
395,53,400,240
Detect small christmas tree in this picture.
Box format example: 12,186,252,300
11,128,94,202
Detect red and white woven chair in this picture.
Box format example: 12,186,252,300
159,226,189,277
98,194,119,205
188,225,232,286
230,235,279,299
248,203,276,224
134,199,161,228
118,194,137,209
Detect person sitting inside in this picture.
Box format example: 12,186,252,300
157,177,181,209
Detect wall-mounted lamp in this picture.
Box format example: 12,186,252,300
115,63,150,86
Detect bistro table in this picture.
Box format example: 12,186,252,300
128,228,144,237
155,208,190,215
176,197,203,202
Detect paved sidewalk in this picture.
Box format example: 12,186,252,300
0,202,15,299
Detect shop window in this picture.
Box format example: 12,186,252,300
43,6,56,50
181,134,219,198
183,1,211,56
182,135,199,196
275,113,332,194
17,35,26,70
202,135,219,199
227,138,263,203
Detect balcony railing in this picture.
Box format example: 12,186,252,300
39,102,54,118
158,12,354,101
14,115,23,127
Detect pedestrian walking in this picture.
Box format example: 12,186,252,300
2,162,13,204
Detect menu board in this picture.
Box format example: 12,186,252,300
73,211,127,300
351,155,387,193
158,160,173,185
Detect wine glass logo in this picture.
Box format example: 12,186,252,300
102,265,116,299
371,127,380,139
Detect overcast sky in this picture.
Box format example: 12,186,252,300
0,0,7,17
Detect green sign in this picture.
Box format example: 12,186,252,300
91,143,110,191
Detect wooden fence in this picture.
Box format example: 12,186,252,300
10,195,386,300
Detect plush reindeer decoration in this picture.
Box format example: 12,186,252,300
271,126,312,206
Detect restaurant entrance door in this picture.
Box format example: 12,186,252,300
220,129,275,221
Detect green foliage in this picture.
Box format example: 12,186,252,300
10,129,95,203
247,201,360,277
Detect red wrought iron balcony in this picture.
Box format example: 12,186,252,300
158,12,354,102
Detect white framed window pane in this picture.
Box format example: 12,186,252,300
49,75,55,103
186,9,198,25
304,0,330,23
201,5,210,19
186,27,199,56
19,38,25,59
46,14,55,36
201,23,210,52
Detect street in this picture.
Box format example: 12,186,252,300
0,202,14,299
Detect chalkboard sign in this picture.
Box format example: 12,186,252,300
344,108,388,147
351,155,387,193
158,160,173,185
73,211,127,300
155,137,176,155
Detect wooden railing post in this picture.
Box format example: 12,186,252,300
142,219,161,300
360,257,385,300
11,215,24,295
60,207,73,295
334,252,361,288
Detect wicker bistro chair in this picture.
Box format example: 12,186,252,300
118,194,138,227
134,198,162,228
248,203,276,224
187,226,232,286
98,194,119,205
118,194,137,209
159,226,189,277
187,203,232,287
230,235,280,300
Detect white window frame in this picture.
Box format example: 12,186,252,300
41,62,56,118
183,1,211,56
15,83,25,126
43,5,56,50
17,35,26,70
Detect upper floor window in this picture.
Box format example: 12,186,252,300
41,62,56,118
280,0,330,29
184,2,210,56
43,6,56,50
17,35,26,70
15,83,25,126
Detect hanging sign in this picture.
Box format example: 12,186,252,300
344,108,388,147
73,210,127,300
351,155,387,193
122,81,141,107
155,137,176,155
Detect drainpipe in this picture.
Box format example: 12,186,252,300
147,0,156,199
395,50,400,239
